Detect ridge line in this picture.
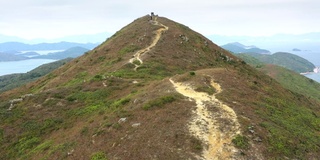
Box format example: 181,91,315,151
128,19,169,71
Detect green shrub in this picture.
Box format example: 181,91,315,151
0,128,3,143
91,151,107,160
111,98,131,109
189,71,196,76
195,86,216,95
232,134,249,149
143,95,177,110
133,60,141,65
118,45,140,55
93,74,104,81
15,136,41,156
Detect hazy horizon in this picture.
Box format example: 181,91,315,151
1,0,320,40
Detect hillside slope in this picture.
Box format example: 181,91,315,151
242,52,315,73
0,15,319,160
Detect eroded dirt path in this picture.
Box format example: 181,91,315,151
129,20,169,70
169,78,241,160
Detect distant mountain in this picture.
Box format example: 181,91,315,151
35,47,89,59
0,34,26,43
238,52,315,73
209,33,320,53
0,42,99,52
0,52,28,61
0,58,72,93
221,42,271,54
21,52,40,57
292,48,301,51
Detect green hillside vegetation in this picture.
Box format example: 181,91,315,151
260,64,320,101
237,53,320,102
243,52,315,73
0,58,72,93
0,15,319,159
236,53,264,67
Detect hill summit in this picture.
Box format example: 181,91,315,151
0,15,319,159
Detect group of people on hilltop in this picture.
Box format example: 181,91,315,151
150,12,158,21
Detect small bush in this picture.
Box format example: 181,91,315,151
80,126,89,136
189,71,196,76
232,134,249,149
118,45,140,55
195,86,216,95
133,60,141,65
90,151,108,160
93,75,104,81
111,98,131,108
143,95,177,110
0,129,3,143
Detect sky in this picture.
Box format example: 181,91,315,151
0,0,320,40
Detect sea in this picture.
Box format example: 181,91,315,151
304,73,320,83
0,59,56,76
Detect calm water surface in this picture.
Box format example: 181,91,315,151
0,59,56,76
305,73,320,83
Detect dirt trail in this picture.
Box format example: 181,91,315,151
129,20,169,70
169,78,241,160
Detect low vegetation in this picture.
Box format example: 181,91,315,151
0,15,319,159
232,134,249,149
143,95,178,110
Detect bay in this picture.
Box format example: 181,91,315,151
0,59,56,76
305,73,320,83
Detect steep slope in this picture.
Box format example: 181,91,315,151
0,15,319,160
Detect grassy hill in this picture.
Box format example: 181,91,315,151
242,52,315,73
0,15,319,159
0,58,72,93
238,53,320,102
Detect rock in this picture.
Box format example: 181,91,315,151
132,123,141,127
118,118,127,123
253,137,262,142
248,125,255,134
67,149,74,156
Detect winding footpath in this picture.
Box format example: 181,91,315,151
129,20,169,70
170,78,241,160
